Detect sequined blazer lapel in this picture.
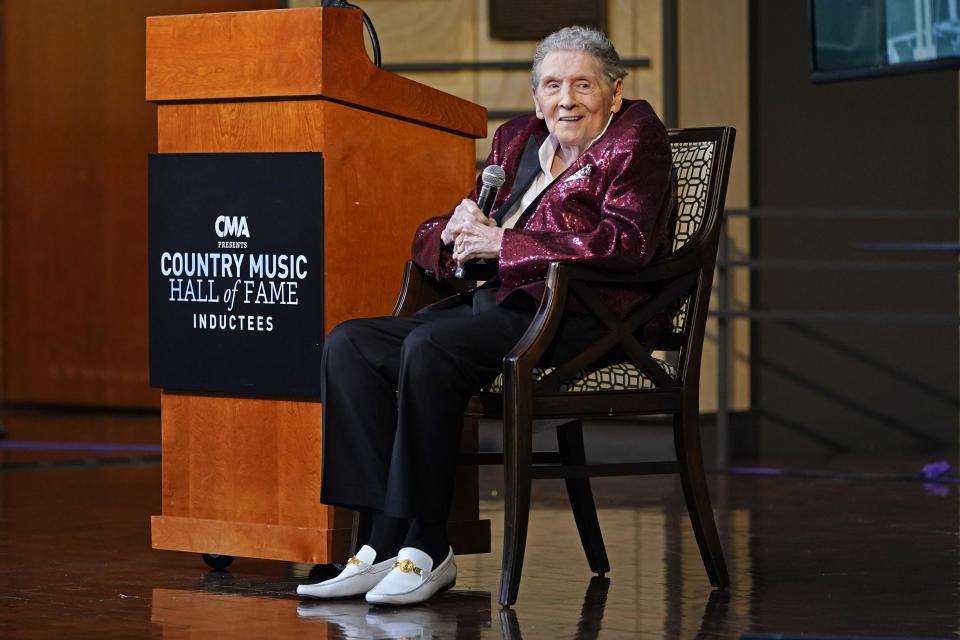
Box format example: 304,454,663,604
493,135,540,226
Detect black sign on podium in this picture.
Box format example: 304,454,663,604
148,152,324,398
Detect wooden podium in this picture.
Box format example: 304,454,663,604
147,7,490,566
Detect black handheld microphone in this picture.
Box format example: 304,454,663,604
455,165,506,279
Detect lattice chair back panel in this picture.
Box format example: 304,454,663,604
670,140,716,252
666,139,715,335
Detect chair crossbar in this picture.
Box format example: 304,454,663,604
534,332,623,393
530,461,682,479
628,349,677,389
459,451,561,465
467,390,683,417
537,270,699,393
528,390,684,416
569,281,621,330
457,452,683,478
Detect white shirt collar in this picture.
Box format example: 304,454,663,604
537,112,615,179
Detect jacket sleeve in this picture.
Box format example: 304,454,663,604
410,126,507,280
497,106,674,291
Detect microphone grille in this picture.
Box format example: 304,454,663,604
481,165,506,188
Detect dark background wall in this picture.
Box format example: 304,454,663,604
751,0,959,460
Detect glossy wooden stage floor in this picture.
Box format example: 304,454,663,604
0,407,957,639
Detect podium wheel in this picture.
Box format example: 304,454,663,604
202,553,234,570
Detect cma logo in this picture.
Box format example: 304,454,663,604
215,215,250,238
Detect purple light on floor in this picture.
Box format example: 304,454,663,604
920,460,951,479
726,467,784,476
0,441,161,454
923,482,951,497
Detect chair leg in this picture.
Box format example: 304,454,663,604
556,420,609,575
497,608,522,640
674,411,730,589
499,387,533,607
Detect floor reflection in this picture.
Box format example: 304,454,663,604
1,408,958,638
297,596,489,639
500,578,732,640
499,577,610,640
153,576,630,639
151,586,493,639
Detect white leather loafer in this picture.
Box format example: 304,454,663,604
297,545,396,599
365,546,457,606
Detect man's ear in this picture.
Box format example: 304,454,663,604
610,78,624,113
532,87,544,119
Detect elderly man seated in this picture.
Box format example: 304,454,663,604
298,24,675,606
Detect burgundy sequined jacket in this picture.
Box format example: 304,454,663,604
411,99,675,318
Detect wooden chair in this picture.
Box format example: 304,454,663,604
391,126,736,606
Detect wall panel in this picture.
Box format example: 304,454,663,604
348,0,478,101
1,0,281,407
678,0,751,413
292,0,665,164
752,0,958,456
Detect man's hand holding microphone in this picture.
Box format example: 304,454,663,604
441,166,506,278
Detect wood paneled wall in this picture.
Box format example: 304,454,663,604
0,0,280,408
678,0,750,412
289,0,665,164
1,0,751,412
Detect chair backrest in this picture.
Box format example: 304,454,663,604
670,133,722,252
661,127,735,376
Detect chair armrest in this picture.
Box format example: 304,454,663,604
391,260,473,317
502,252,702,376
557,242,706,286
502,261,573,372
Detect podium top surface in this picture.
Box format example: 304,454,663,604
146,7,486,138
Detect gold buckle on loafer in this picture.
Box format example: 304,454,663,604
393,559,422,576
346,556,361,567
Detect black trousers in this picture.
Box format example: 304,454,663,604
319,288,605,522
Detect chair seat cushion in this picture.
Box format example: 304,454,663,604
486,359,677,394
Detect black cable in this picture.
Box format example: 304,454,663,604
359,8,381,68
320,0,381,68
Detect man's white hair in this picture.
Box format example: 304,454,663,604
531,25,627,88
